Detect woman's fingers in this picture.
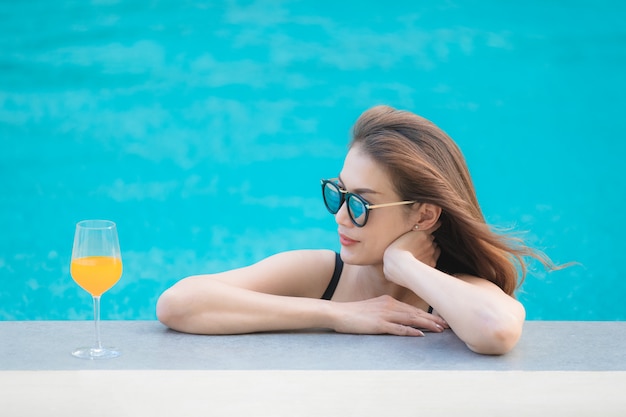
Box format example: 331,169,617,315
397,311,445,333
334,296,448,337
380,296,446,334
385,323,425,337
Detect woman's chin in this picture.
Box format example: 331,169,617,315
339,248,381,266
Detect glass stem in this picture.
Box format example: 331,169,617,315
92,296,102,350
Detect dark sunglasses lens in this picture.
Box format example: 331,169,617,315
347,195,367,226
323,182,342,214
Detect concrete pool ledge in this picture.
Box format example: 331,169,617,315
1,321,625,415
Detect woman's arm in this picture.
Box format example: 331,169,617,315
156,250,337,334
156,249,446,336
383,232,525,355
157,278,338,334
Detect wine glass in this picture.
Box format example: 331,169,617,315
70,220,123,359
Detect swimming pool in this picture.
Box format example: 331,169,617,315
1,1,625,321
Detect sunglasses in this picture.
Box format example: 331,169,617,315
321,178,415,227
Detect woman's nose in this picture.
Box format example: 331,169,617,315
334,201,353,227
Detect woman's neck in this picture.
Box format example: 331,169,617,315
356,264,413,300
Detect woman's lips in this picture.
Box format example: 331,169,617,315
339,233,359,246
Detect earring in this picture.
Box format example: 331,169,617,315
413,224,419,231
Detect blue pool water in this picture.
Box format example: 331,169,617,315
1,1,625,321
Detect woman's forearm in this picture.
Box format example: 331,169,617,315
384,250,525,354
156,277,334,335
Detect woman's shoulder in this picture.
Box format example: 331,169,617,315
263,248,337,262
259,249,339,278
233,249,339,298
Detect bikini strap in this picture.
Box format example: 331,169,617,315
321,252,343,300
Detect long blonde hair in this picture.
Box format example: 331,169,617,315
351,105,556,295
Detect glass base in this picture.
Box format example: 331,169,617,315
72,346,121,360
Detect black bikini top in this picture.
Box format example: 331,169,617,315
321,252,343,300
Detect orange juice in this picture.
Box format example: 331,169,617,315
70,256,122,296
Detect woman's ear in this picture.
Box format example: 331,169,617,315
413,203,442,231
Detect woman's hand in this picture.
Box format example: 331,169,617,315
386,228,440,267
383,225,441,288
331,295,446,336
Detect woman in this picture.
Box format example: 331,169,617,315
157,105,555,355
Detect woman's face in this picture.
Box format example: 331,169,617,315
335,144,416,265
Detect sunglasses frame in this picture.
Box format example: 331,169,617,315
321,178,415,227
